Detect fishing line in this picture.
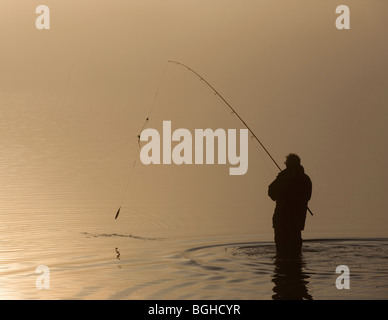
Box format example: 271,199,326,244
115,62,170,220
168,60,314,216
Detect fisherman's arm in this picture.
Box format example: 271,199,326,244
268,173,283,201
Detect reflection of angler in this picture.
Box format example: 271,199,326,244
272,257,312,300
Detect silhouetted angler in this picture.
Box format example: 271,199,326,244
268,154,312,257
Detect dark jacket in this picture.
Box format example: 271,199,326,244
268,165,312,230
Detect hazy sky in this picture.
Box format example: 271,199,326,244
1,0,387,239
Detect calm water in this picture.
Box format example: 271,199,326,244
1,93,388,300
1,215,388,300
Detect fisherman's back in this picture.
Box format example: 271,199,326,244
268,154,312,257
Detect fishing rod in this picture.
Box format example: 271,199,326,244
169,60,282,171
168,60,314,216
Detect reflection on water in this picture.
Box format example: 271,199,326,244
272,256,312,300
176,238,388,300
1,219,388,299
115,247,120,260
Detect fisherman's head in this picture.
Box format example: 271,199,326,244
285,153,301,169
